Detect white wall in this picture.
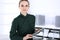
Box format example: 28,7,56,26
29,0,60,25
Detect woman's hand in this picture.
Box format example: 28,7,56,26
23,34,33,40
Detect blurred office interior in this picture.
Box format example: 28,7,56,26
0,0,60,40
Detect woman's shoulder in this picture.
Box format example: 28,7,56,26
13,15,20,21
28,14,35,18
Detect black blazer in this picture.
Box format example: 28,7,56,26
10,13,35,40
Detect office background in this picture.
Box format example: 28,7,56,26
0,0,60,40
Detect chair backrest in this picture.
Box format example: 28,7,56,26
35,15,45,25
55,16,60,27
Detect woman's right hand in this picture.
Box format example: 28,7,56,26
23,34,33,40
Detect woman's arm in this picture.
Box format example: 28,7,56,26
10,19,23,40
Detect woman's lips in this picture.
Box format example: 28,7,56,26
23,9,27,11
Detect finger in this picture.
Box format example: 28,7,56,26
27,34,32,37
29,35,32,37
28,36,32,39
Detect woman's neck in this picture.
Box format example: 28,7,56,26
21,12,27,16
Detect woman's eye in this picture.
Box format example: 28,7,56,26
21,5,29,7
21,5,24,7
26,5,28,7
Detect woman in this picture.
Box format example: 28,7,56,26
10,0,35,40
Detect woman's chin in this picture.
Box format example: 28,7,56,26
22,11,27,13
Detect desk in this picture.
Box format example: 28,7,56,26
35,25,60,39
35,25,60,30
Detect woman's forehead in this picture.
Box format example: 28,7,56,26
20,1,29,5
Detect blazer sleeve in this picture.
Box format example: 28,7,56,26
10,19,23,40
30,16,35,33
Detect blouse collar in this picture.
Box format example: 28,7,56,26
20,13,28,18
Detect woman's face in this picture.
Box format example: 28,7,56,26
19,1,29,14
